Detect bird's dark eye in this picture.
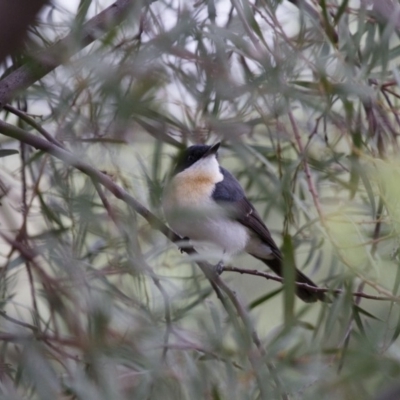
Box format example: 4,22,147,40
187,155,194,162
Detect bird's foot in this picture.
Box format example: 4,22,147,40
214,260,225,275
179,236,190,254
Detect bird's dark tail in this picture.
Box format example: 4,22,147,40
255,257,325,303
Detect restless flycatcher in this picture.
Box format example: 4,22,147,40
163,143,323,302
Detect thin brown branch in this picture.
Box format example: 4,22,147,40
286,0,338,43
20,141,40,330
0,310,38,332
223,266,397,302
3,104,62,147
381,88,400,130
0,332,78,347
288,110,325,221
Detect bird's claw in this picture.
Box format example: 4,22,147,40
214,261,224,275
179,237,191,253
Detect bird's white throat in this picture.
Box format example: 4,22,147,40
178,154,223,183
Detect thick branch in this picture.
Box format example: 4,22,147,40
0,0,48,64
371,0,400,31
0,0,136,108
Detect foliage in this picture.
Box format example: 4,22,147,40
1,0,400,399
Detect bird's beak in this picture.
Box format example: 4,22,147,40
203,142,220,158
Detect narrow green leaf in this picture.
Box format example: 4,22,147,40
248,288,283,309
353,305,382,322
0,149,18,158
391,312,400,344
282,234,296,325
352,305,366,336
334,0,349,25
358,165,376,219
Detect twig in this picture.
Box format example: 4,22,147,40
289,110,325,221
3,104,62,147
286,0,338,43
20,141,40,331
230,0,267,56
381,88,400,131
223,267,397,301
0,310,38,332
286,0,321,22
0,332,78,347
159,343,243,370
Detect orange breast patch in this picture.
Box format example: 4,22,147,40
169,173,215,208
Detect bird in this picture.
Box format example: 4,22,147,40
162,142,324,302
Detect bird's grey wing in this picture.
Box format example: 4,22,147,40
213,168,281,259
213,167,245,202
214,168,323,302
234,196,282,259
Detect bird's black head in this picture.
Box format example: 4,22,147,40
173,142,220,175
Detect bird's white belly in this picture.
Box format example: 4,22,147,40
169,214,250,258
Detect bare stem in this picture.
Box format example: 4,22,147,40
223,266,398,302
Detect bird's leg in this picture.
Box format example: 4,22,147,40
214,260,225,275
214,249,226,275
179,236,191,253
